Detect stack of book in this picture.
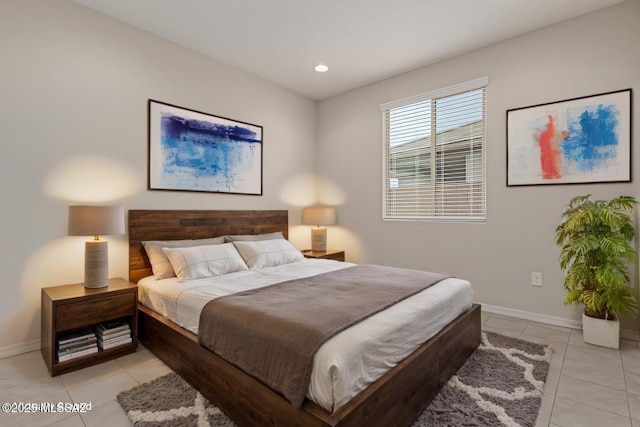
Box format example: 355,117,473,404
57,328,98,362
94,319,132,350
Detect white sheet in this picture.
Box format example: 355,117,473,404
138,259,473,412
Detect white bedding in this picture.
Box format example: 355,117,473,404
138,259,473,411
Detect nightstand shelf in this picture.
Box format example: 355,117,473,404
301,249,345,262
41,278,138,376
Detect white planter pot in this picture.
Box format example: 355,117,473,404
582,313,619,349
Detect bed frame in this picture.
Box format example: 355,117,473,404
129,209,481,427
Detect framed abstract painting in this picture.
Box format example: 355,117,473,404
506,89,631,186
148,100,263,195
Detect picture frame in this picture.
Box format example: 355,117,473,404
148,99,263,195
506,89,631,186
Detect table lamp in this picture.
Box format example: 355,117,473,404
301,207,336,252
68,205,125,288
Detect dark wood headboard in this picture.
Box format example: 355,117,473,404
128,210,289,284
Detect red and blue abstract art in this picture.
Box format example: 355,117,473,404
507,89,630,186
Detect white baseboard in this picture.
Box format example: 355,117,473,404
480,303,582,329
621,329,640,342
479,302,640,343
0,339,41,359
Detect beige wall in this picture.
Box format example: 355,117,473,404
316,1,640,332
2,0,639,354
0,0,317,353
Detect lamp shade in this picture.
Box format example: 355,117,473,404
301,207,336,226
68,205,125,237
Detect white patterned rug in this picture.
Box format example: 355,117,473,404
117,332,552,427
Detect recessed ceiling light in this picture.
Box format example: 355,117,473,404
315,64,328,73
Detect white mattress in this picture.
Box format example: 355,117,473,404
138,259,473,412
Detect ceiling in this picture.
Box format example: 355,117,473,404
74,0,625,100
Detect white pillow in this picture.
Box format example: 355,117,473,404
224,231,285,242
162,243,248,282
143,237,225,279
233,239,304,270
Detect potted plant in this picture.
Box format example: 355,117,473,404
555,194,639,349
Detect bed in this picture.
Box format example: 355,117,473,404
129,209,481,427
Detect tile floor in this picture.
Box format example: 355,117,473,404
1,311,639,426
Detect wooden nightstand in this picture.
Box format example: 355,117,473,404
301,249,345,262
41,278,138,376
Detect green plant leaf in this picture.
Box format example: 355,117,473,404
557,195,639,319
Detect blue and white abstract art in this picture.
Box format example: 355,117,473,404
149,100,262,194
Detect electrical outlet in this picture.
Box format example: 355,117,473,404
531,272,543,287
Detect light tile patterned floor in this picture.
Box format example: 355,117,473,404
482,311,640,427
1,311,639,426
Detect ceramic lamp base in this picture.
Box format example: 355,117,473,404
310,228,327,252
84,240,109,288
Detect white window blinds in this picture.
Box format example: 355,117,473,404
381,77,487,222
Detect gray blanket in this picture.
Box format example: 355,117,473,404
198,264,449,409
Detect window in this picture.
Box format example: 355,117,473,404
381,77,487,222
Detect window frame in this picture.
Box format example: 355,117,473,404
381,77,488,223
